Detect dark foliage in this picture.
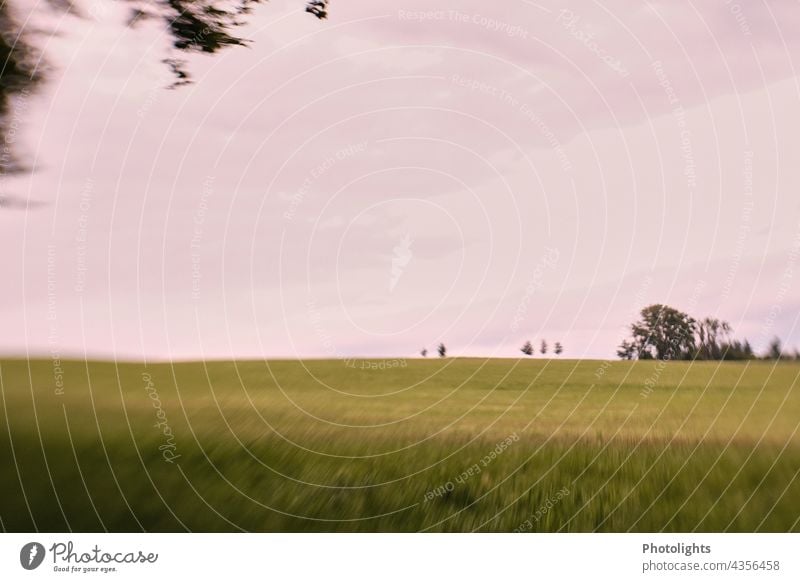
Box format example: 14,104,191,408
623,304,696,360
0,1,329,191
520,341,533,356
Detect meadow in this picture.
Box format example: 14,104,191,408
0,358,798,532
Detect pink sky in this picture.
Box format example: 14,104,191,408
1,0,799,360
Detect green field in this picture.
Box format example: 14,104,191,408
1,358,799,532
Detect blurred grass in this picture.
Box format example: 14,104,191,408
0,358,798,532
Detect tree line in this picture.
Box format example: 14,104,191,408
617,304,798,361
415,302,800,361
418,341,565,358
520,339,563,356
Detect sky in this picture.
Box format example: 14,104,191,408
1,0,799,360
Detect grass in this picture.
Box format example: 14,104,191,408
0,357,799,532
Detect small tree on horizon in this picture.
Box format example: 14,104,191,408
766,337,783,360
617,340,636,360
420,348,427,357
520,341,534,356
437,343,447,358
554,342,563,356
540,339,548,356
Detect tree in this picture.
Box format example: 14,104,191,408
766,337,783,360
437,343,447,358
420,348,427,357
0,3,43,177
719,339,754,361
540,340,548,356
619,304,696,360
554,342,563,356
696,317,732,360
617,340,636,360
520,341,534,356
